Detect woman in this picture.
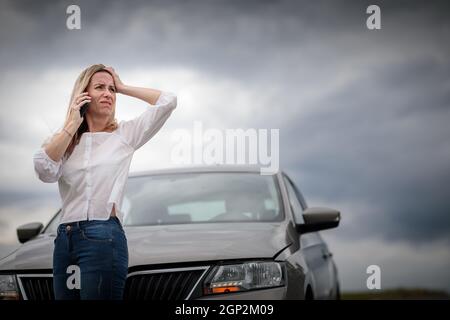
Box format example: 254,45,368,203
33,64,177,299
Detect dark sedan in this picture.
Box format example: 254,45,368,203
0,165,341,300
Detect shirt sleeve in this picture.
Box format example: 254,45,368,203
118,91,177,150
33,147,63,183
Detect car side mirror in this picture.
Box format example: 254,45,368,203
17,222,44,243
296,207,340,234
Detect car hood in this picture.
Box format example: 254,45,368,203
0,222,294,271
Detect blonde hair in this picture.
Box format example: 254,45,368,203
44,64,118,160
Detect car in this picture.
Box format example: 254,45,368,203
0,165,341,300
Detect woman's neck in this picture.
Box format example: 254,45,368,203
86,116,110,133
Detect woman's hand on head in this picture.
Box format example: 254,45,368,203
104,66,126,94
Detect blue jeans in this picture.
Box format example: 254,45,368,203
53,216,128,300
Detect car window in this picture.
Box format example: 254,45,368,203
42,209,61,234
283,175,305,224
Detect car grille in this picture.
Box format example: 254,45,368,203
17,275,54,300
124,267,208,300
17,266,209,300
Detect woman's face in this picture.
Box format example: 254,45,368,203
86,71,116,117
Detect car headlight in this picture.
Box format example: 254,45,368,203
203,261,285,295
0,275,20,300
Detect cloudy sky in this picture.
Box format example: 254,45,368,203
0,0,449,293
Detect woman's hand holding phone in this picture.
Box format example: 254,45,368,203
65,92,91,134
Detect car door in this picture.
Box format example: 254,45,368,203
314,233,335,298
282,174,333,299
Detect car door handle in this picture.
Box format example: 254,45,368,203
322,252,333,259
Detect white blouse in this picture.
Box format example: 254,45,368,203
33,91,177,226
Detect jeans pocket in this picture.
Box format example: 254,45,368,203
81,224,113,243
111,217,123,229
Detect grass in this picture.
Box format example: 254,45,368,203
341,288,450,300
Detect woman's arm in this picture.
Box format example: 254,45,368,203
34,119,79,183
118,91,177,150
43,92,88,162
44,120,79,162
103,67,177,150
120,85,162,105
104,66,162,105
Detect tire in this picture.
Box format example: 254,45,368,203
305,286,314,300
335,284,341,300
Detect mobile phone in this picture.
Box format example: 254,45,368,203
80,102,89,117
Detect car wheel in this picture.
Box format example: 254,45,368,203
305,286,314,300
335,284,341,300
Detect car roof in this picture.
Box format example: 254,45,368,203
129,164,281,178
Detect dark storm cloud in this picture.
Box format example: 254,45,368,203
2,0,446,77
0,0,449,247
280,53,450,243
0,190,57,206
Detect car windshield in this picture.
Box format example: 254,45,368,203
44,172,283,232
123,172,283,226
